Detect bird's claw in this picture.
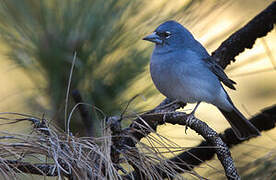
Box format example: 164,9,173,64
185,113,196,134
185,125,189,134
162,113,167,124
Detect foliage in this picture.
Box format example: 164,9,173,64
0,112,196,179
0,0,201,134
0,0,150,133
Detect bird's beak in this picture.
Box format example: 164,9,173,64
142,32,163,44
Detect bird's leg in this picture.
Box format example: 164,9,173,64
185,102,201,133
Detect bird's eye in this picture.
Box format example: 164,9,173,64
164,31,171,38
156,31,171,39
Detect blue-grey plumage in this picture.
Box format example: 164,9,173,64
143,20,260,140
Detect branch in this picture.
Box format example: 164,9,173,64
2,104,274,179
136,105,276,179
140,1,276,114
212,1,276,68
121,111,240,179
122,2,276,178
125,0,276,152
2,2,275,179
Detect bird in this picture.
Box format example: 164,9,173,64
143,20,260,140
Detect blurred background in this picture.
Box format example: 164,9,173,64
0,0,275,179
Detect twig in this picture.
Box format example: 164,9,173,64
65,52,77,134
3,160,68,177
71,89,94,137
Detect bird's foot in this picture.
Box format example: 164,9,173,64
185,113,196,134
162,113,167,124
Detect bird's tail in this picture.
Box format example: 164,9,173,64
218,106,260,140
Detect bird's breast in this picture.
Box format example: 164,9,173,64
150,50,222,103
150,54,187,101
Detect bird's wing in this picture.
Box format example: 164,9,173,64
203,57,236,90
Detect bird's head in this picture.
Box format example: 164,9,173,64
143,20,195,49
